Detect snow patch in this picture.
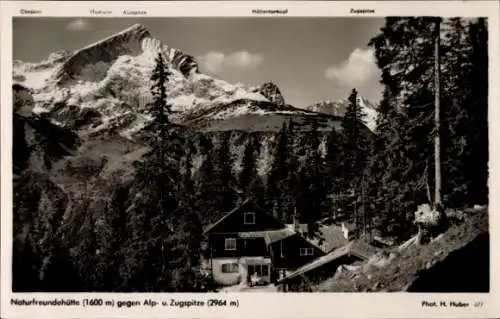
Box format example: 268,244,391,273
32,105,49,114
212,87,268,106
14,69,56,90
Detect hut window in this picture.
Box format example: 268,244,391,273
300,248,314,256
225,238,237,250
222,263,239,273
244,212,255,225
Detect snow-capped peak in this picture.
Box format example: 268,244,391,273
13,24,279,139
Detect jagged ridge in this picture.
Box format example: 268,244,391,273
53,24,151,85
256,82,286,107
52,23,201,86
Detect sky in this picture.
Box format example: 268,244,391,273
13,17,385,107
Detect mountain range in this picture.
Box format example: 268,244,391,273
13,23,378,140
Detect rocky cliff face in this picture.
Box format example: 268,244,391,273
141,36,200,77
47,23,200,88
168,47,199,76
13,85,81,175
53,24,151,86
13,84,35,117
307,100,345,116
257,82,286,107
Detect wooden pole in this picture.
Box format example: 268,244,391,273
362,178,366,239
434,19,442,208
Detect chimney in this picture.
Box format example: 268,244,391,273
293,208,300,233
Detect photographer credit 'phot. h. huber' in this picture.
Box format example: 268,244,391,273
11,16,489,293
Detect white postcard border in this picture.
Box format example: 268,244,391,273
1,1,499,319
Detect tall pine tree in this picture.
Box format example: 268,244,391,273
121,53,185,291
340,89,371,230
366,18,439,239
239,134,266,207
296,119,325,237
267,121,298,222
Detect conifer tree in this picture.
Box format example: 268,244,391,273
367,17,439,238
213,133,237,212
169,140,207,291
240,134,266,207
40,235,82,292
339,89,371,229
267,121,297,222
463,18,488,205
240,134,258,193
96,181,129,291
73,211,98,290
195,135,217,219
12,236,40,292
296,119,325,236
324,127,343,195
341,88,370,187
195,133,236,222
182,136,196,195
266,121,289,218
440,18,470,207
122,53,185,291
323,126,344,219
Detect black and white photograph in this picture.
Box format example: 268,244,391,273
11,16,489,294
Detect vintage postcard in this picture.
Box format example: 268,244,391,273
1,1,499,318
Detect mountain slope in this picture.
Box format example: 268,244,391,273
185,99,343,132
315,207,488,292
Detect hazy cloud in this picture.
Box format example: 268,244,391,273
325,48,383,101
200,52,226,73
199,51,264,73
65,19,94,31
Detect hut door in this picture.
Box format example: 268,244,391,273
248,265,255,276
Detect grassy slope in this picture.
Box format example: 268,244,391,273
49,135,147,197
316,207,489,292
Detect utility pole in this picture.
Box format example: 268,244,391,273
361,179,366,239
434,18,442,208
353,196,357,236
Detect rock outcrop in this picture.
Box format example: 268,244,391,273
306,100,345,117
52,24,200,85
257,82,285,107
13,84,35,117
53,24,151,85
166,47,199,77
13,84,80,174
141,37,199,76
